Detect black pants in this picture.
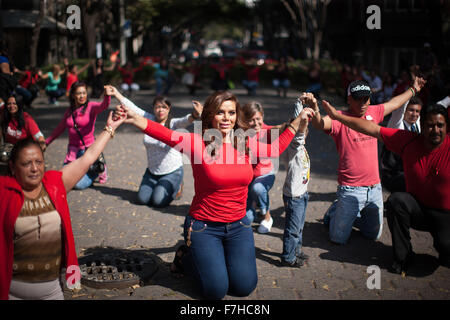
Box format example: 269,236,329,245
386,192,450,265
381,171,406,193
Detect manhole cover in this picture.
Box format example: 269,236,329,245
78,250,159,289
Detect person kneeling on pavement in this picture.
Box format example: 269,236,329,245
321,101,450,276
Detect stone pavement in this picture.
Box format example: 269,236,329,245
28,84,450,301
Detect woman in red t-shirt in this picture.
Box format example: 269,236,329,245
14,66,41,108
242,101,291,234
65,61,91,97
116,91,305,299
1,95,46,150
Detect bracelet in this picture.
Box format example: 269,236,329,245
409,87,416,97
191,112,200,120
288,124,298,133
103,125,115,138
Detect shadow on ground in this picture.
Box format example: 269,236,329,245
91,185,141,205
73,244,202,300
253,206,440,277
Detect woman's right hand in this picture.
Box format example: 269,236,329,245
299,107,315,125
299,92,319,112
290,105,315,132
114,104,137,124
192,100,203,119
104,85,119,96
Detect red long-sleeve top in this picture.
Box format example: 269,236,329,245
143,119,294,222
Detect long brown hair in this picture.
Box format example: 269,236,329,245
201,91,250,157
152,95,172,129
69,81,89,114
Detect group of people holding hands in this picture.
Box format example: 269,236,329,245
1,59,449,300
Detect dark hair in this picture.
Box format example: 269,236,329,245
69,81,89,113
2,94,25,138
408,96,423,107
152,95,172,129
420,104,449,130
8,139,44,176
201,91,250,157
95,58,104,70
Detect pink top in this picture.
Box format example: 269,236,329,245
45,96,111,163
252,123,275,177
328,104,385,186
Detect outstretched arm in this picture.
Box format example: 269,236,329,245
103,60,117,72
321,100,382,141
115,104,192,156
386,100,409,129
61,111,125,192
383,76,426,116
77,60,92,75
105,85,152,119
250,106,314,159
45,112,69,146
300,92,332,131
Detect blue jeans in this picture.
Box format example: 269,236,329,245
155,77,173,95
62,149,99,190
272,78,290,89
46,88,65,102
281,193,309,263
137,167,183,208
325,184,383,244
181,214,258,299
246,173,275,223
15,86,37,106
242,80,259,95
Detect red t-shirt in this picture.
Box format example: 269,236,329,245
143,119,294,222
66,73,78,92
4,112,41,144
18,71,39,89
380,127,450,211
252,123,275,177
118,63,144,85
328,104,385,186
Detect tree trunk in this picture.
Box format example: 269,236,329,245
313,30,322,60
30,0,46,67
81,1,100,58
82,11,99,58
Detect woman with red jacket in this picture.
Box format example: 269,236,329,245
1,94,46,150
116,90,307,299
0,111,125,300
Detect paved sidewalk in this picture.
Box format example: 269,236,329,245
30,85,450,300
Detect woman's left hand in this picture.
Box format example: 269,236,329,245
107,109,126,132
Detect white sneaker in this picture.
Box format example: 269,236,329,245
258,217,273,234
